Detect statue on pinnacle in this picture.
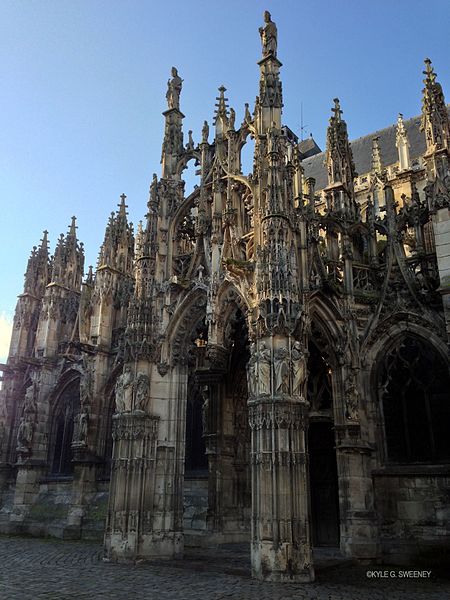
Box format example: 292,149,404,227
259,10,277,58
166,66,183,110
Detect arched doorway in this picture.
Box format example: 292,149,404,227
183,305,251,543
49,379,80,476
307,341,340,547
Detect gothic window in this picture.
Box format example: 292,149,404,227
379,335,450,464
50,379,80,475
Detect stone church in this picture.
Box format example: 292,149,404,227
0,11,449,583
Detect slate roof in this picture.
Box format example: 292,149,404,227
302,106,450,191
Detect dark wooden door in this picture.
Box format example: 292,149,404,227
308,421,340,547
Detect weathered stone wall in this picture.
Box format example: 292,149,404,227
374,472,450,565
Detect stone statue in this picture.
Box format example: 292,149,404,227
257,342,271,396
200,385,209,434
344,369,359,421
292,341,307,398
229,108,236,130
247,342,258,397
166,67,183,110
115,365,133,413
244,103,251,123
24,381,37,415
134,373,150,412
80,357,93,408
16,415,33,450
259,10,277,57
74,410,89,444
275,347,289,395
202,120,209,144
186,130,194,150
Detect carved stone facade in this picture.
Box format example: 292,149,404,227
0,13,449,582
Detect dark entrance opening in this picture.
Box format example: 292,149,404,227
308,421,340,547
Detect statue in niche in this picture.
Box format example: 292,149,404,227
115,364,133,413
247,342,258,397
344,369,359,421
259,10,277,57
74,410,89,445
166,67,183,110
16,414,33,451
134,373,150,412
292,341,307,398
257,342,271,396
200,385,210,434
80,356,93,408
275,347,289,395
24,381,37,415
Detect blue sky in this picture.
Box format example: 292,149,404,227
1,0,449,361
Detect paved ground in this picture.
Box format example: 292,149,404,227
0,536,448,600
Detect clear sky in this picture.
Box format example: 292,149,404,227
1,0,449,362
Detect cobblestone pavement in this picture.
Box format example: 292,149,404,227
0,536,449,600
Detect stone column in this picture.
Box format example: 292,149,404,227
247,337,314,582
104,411,162,561
334,367,380,561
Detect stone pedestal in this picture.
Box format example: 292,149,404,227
335,425,380,561
10,459,46,531
104,411,182,561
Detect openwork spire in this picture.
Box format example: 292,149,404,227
98,194,134,273
326,98,357,189
421,58,450,153
51,217,84,290
23,230,50,297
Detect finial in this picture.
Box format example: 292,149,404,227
371,136,383,173
69,216,77,236
332,98,342,120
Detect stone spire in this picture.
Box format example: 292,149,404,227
51,217,84,290
421,58,450,153
326,98,357,190
371,136,383,174
396,113,411,171
23,230,50,297
124,180,159,361
161,67,185,179
97,194,134,275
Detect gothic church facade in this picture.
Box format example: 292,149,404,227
0,12,449,582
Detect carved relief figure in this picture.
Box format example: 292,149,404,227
247,342,258,397
259,11,277,57
74,410,89,445
257,342,271,395
292,341,307,398
134,373,150,412
115,365,133,413
166,67,183,110
344,369,359,421
274,347,289,395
